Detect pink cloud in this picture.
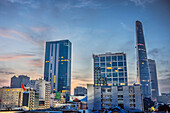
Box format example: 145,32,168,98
0,54,35,61
0,28,44,46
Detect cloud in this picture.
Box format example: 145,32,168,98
129,0,155,6
0,69,15,75
0,53,35,61
0,28,44,46
30,26,51,33
148,48,159,57
120,22,133,32
28,58,43,68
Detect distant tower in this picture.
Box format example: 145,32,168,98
44,40,71,97
136,21,152,98
148,59,159,100
11,75,30,88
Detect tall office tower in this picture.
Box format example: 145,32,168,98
44,40,71,95
11,75,30,88
148,59,159,100
93,52,128,86
136,21,151,98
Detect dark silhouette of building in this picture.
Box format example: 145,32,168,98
11,75,30,88
74,86,87,96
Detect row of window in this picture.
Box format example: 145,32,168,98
99,68,127,73
94,62,126,67
94,55,126,62
99,72,127,78
106,78,127,83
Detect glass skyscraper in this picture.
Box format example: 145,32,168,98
148,59,159,100
136,21,151,98
93,52,128,86
44,40,71,94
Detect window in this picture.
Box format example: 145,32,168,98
113,73,118,77
118,86,123,91
107,73,112,77
112,62,117,66
118,67,123,71
118,62,123,66
118,56,123,61
94,63,99,67
124,67,127,71
118,104,124,109
112,67,117,72
118,95,123,98
102,89,106,92
101,73,105,78
100,57,105,62
106,56,111,61
124,62,126,66
107,69,111,72
106,62,111,67
101,68,105,72
119,72,124,77
107,89,111,92
107,78,112,82
119,78,124,83
101,63,105,67
94,57,99,62
112,56,117,61
113,78,118,82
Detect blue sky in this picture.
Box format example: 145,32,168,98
0,0,170,94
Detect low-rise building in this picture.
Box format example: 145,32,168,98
87,84,143,112
0,88,38,110
0,88,23,110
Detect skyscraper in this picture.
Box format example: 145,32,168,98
136,21,151,98
93,52,128,86
44,40,71,95
148,59,159,100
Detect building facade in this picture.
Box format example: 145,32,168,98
74,87,87,96
0,88,23,110
11,75,30,88
44,40,71,96
136,21,152,98
22,90,39,110
34,79,51,109
148,59,159,100
87,84,143,112
93,52,128,87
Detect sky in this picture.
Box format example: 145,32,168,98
0,0,170,94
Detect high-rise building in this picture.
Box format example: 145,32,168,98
136,21,152,98
44,40,71,95
93,52,128,86
148,59,159,100
74,86,87,96
11,75,30,88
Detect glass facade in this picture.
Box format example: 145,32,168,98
93,52,128,86
136,21,151,98
44,40,71,94
148,59,159,100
